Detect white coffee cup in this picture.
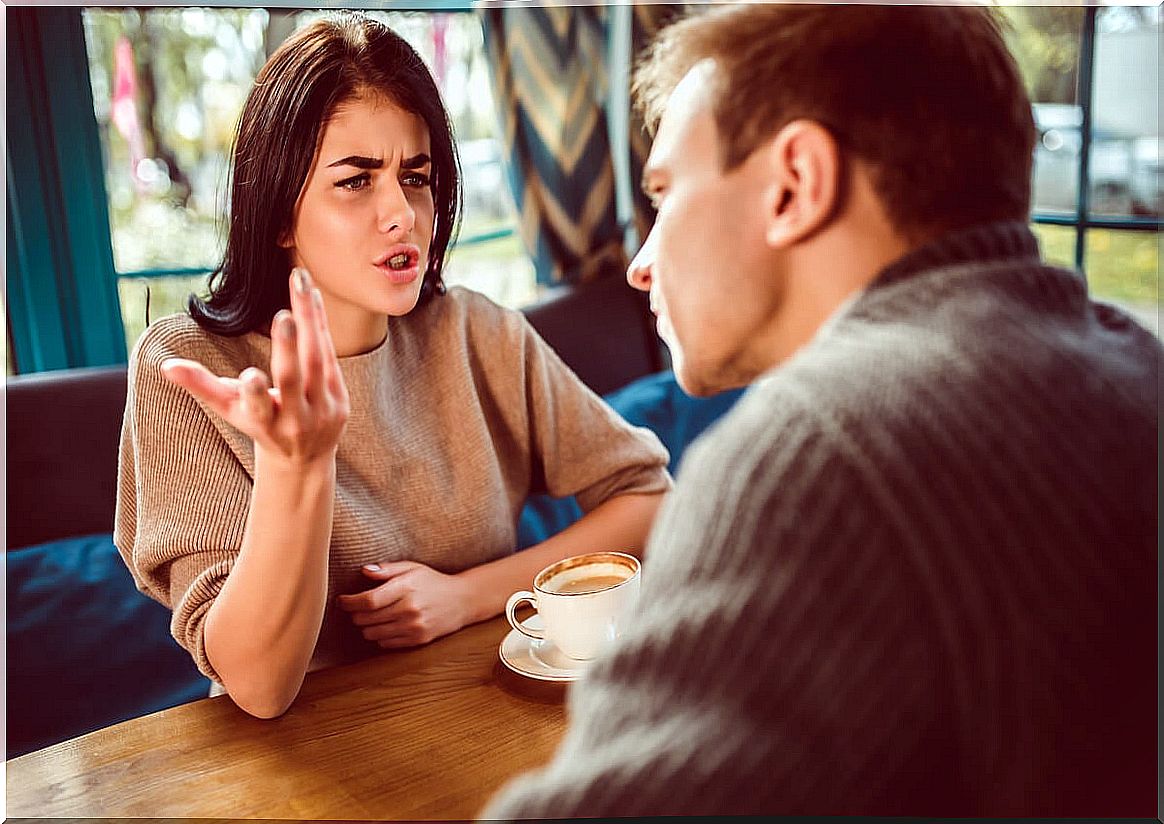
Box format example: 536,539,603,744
504,551,641,661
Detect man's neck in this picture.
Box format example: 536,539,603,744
754,178,914,372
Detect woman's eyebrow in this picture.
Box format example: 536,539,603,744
401,153,432,170
327,155,383,169
325,154,431,170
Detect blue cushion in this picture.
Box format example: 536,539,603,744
516,370,745,549
6,533,211,757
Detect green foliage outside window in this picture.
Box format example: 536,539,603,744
84,8,536,356
1001,6,1083,105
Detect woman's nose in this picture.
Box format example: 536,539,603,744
378,184,416,238
626,229,657,291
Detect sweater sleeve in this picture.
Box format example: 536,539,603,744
515,312,673,511
113,318,253,683
479,386,939,818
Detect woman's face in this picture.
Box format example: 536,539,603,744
283,92,435,355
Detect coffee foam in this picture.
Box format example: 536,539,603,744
536,552,637,594
542,562,632,595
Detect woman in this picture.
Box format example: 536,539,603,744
114,13,670,719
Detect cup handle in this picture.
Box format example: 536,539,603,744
505,591,545,641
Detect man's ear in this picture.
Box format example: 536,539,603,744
758,120,841,249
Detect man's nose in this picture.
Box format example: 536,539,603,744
626,230,657,291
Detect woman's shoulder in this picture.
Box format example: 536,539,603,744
424,286,530,343
130,313,260,374
439,285,524,322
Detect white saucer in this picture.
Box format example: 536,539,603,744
499,614,591,682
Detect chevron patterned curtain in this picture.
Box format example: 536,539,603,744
481,5,624,286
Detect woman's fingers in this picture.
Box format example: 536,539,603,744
161,266,347,463
336,577,409,613
347,601,416,627
238,367,274,428
269,310,304,409
179,268,345,463
290,268,323,403
362,623,423,646
163,359,281,445
313,287,345,401
161,358,240,418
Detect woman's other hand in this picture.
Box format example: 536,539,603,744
161,267,350,468
337,561,477,648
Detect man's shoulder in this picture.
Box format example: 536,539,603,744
795,263,1155,416
689,263,1160,500
676,373,833,492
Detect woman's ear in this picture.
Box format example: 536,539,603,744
758,119,841,250
277,228,294,250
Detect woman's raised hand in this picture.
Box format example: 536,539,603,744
161,267,350,467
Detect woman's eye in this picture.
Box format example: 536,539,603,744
335,173,370,192
402,172,430,188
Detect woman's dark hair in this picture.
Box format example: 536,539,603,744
189,12,461,334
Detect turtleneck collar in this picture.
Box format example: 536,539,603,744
871,220,1042,291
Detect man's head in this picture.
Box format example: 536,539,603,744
628,4,1036,395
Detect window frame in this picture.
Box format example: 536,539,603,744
1029,8,1162,266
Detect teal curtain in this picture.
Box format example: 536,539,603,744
7,7,127,373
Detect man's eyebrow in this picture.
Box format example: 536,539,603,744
327,155,383,170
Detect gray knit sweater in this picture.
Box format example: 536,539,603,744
482,222,1159,818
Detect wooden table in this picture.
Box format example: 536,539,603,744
5,616,568,820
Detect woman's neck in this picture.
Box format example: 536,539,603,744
321,299,389,357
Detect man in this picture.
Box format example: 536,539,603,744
483,4,1158,817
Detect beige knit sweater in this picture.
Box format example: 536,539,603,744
114,286,671,683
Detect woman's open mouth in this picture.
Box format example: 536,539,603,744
375,246,422,284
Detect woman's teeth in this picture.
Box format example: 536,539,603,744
387,254,409,270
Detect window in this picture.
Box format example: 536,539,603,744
7,6,1159,375
82,7,535,354
1003,6,1161,336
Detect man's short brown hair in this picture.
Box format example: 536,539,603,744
633,4,1037,242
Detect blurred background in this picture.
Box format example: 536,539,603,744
5,3,1160,375
80,7,537,350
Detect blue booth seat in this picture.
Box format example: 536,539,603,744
6,534,212,758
